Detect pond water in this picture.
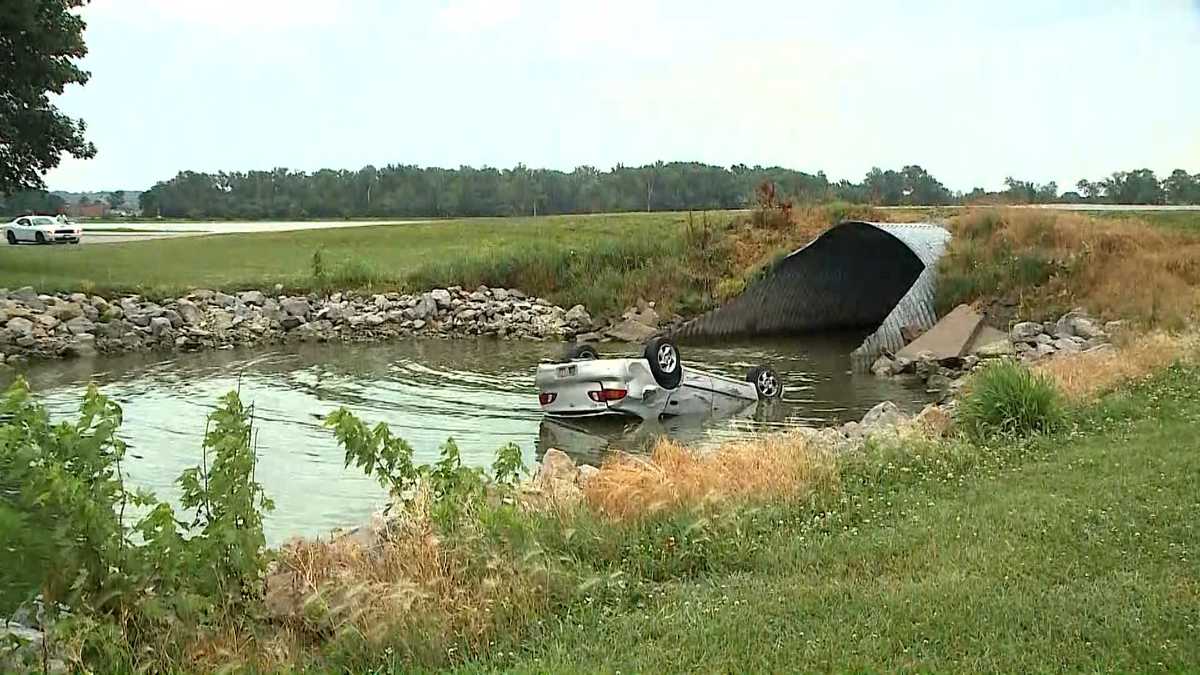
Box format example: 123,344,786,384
3,336,930,544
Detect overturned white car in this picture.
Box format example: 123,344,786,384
535,337,783,420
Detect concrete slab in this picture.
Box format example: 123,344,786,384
896,304,984,362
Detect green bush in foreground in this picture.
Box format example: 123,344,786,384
958,360,1065,440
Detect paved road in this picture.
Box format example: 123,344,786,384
68,219,429,245
79,231,202,245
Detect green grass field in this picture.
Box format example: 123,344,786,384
455,365,1200,673
0,212,729,317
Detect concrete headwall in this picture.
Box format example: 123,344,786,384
673,221,951,369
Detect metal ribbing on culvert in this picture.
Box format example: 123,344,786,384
672,221,951,371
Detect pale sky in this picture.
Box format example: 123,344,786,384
46,0,1200,193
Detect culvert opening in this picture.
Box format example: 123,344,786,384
675,221,949,364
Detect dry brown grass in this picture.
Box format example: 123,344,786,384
717,203,888,301
944,208,1200,326
582,432,838,521
189,488,558,670
1035,331,1199,402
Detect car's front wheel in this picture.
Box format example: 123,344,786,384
5,230,15,245
746,366,783,399
643,336,683,389
35,231,46,244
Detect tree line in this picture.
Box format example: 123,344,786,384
132,164,1200,219
4,163,1199,219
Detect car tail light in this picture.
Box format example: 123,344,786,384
539,392,557,405
588,388,628,402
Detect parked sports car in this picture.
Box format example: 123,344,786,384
4,215,82,244
534,337,783,420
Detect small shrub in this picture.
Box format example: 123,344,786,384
958,360,1066,440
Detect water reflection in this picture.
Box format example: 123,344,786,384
2,336,929,543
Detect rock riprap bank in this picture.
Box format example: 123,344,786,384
0,285,595,363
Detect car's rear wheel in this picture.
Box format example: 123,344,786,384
643,336,682,389
5,230,15,245
746,366,783,399
564,343,600,360
35,231,46,244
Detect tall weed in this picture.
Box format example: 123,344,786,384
958,361,1065,440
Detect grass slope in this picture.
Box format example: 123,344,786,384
0,212,712,316
463,367,1200,673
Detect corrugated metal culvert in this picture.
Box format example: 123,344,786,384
673,221,951,370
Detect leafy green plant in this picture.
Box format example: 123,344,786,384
325,408,528,529
958,361,1066,440
0,379,274,670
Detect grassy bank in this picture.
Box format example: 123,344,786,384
3,332,1197,672
0,212,736,318
6,205,1196,321
936,208,1200,327
0,207,873,318
466,363,1200,673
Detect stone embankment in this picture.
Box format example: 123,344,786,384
0,285,596,364
869,307,1118,394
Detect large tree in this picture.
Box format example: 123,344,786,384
0,0,96,194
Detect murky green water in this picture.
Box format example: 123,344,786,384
3,336,929,543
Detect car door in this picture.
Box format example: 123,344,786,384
13,217,31,241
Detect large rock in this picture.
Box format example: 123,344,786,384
175,299,204,325
1,621,65,674
1010,321,1043,342
871,355,896,377
280,297,311,318
63,333,97,358
213,292,237,308
11,287,44,310
1055,311,1105,340
414,294,438,320
149,316,173,338
239,290,266,306
430,289,452,308
564,304,592,328
65,316,96,335
47,302,83,321
861,401,907,431
35,314,60,330
5,316,34,336
533,448,582,502
605,317,658,343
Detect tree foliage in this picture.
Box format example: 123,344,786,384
0,0,97,194
130,163,1200,220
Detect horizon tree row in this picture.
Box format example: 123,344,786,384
4,164,1199,219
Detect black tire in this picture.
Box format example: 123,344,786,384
564,343,600,360
5,230,15,245
746,366,783,399
643,336,682,389
70,239,80,245
35,231,46,244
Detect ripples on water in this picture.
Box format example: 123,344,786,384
3,336,930,543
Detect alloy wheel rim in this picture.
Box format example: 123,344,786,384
757,371,779,397
657,344,678,372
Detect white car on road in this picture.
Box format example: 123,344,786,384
4,215,83,245
535,337,783,420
